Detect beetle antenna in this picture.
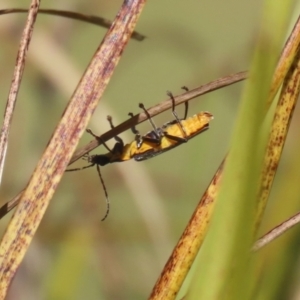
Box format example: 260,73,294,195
66,154,94,171
66,164,95,172
95,164,110,221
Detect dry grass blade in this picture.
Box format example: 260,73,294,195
255,22,300,230
0,8,145,41
254,44,300,241
0,0,146,298
268,15,300,104
149,160,225,299
0,1,40,185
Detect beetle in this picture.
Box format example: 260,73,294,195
65,92,213,220
83,93,213,166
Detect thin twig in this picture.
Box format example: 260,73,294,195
0,1,40,184
252,211,300,251
0,8,145,41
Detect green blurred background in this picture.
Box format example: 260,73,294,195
0,1,300,299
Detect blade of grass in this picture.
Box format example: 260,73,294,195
0,0,147,298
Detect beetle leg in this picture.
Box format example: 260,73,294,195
86,129,113,153
107,116,124,148
166,91,188,139
140,135,162,145
129,112,143,148
139,103,161,140
163,133,187,143
128,112,139,135
86,115,125,154
181,86,189,120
